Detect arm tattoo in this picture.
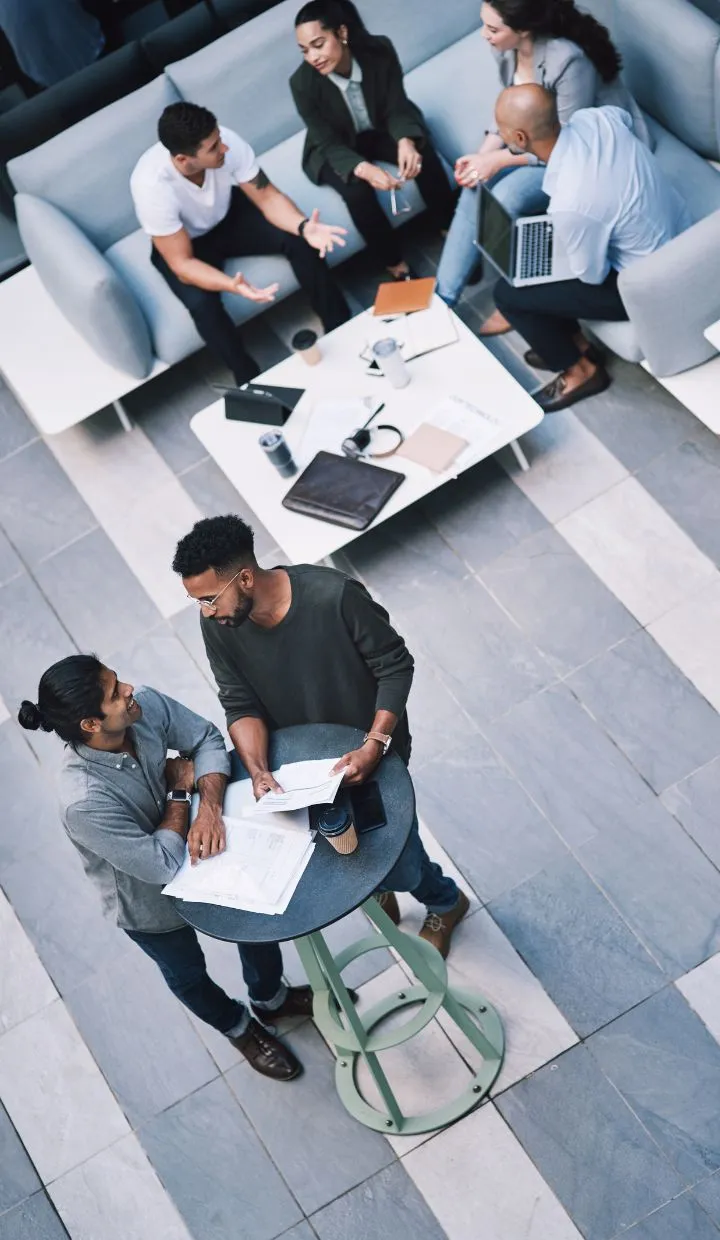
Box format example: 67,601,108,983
248,168,270,190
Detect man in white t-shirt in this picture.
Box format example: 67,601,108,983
131,101,350,384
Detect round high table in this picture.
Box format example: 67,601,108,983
175,723,504,1135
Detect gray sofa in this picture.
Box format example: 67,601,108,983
7,0,720,384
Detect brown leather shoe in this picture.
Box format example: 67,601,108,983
251,985,314,1022
535,363,611,413
374,890,401,925
419,891,470,959
229,1018,301,1081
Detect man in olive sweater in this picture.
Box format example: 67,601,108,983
173,514,468,958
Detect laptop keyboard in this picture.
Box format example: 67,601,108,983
518,219,553,280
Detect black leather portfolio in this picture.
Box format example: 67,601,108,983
282,451,404,530
215,383,304,426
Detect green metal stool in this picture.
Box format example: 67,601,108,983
295,896,505,1135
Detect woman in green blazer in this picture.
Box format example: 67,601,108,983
291,0,455,280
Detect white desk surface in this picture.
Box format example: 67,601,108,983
704,319,720,352
190,299,543,563
0,266,166,434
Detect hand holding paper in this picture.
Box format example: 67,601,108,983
248,758,344,815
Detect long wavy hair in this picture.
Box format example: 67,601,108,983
489,0,622,83
295,0,369,45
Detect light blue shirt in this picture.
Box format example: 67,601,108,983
542,106,691,284
328,57,372,133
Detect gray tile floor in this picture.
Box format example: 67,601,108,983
2,222,720,1239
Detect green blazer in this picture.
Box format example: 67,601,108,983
290,34,429,185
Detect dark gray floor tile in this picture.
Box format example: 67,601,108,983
489,855,664,1036
0,832,129,993
638,437,720,567
282,908,393,992
139,1077,302,1240
568,630,720,793
577,798,720,977
413,734,569,903
0,720,62,869
0,1103,40,1214
589,987,720,1185
179,456,277,557
226,1022,393,1214
170,604,216,683
64,948,218,1126
0,440,95,567
105,620,226,737
692,1171,720,1225
496,1045,683,1240
0,381,38,462
310,1163,448,1240
276,1225,316,1240
125,354,215,474
421,457,548,571
575,356,699,473
0,527,22,587
0,1192,68,1240
345,506,470,617
617,1194,720,1240
483,684,656,848
406,650,480,770
34,528,162,654
480,527,638,676
662,757,720,870
0,574,75,713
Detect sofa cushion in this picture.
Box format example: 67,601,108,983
582,319,644,364
16,195,153,377
357,0,481,73
7,76,181,252
648,118,720,222
615,0,720,159
406,31,498,166
214,0,283,30
140,5,222,76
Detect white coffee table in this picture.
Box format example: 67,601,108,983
190,299,543,563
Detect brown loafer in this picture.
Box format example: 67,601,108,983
251,984,359,1025
525,343,604,372
374,890,401,925
419,891,470,959
229,1018,301,1081
536,364,611,413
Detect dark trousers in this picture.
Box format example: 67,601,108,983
318,130,456,269
125,925,283,1035
152,188,350,385
494,270,628,371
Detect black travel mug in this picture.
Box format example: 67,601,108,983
258,431,297,478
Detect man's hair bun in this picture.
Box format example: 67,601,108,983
17,700,50,732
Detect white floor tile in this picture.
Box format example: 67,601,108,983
404,1102,584,1240
0,891,57,1034
49,1133,192,1240
648,577,720,713
46,422,201,619
509,411,627,523
676,952,720,1045
0,1000,129,1181
558,476,716,626
435,908,578,1095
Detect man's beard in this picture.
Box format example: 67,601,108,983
216,598,253,627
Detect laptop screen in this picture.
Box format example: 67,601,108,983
478,183,514,279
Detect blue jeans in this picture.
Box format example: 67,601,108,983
436,165,549,307
377,814,459,915
125,925,286,1037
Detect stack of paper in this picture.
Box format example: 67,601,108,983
363,299,458,361
162,757,345,915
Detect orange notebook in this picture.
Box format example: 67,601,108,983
372,276,436,317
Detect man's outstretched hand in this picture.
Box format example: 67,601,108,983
303,208,347,259
229,272,279,302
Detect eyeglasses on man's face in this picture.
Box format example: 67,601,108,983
186,570,242,614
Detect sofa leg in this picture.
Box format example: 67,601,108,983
112,399,133,433
509,437,530,472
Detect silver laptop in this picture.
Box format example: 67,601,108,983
475,182,574,287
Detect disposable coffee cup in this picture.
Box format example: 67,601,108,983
291,328,321,366
372,337,410,389
316,804,358,855
258,431,297,478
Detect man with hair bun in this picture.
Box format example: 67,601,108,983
19,656,314,1082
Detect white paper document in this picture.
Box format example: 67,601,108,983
362,300,458,361
426,394,502,466
245,758,344,815
162,810,314,915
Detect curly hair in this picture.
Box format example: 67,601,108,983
172,515,256,579
489,0,622,83
157,101,218,157
18,654,105,745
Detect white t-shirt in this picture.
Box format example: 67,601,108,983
130,126,259,239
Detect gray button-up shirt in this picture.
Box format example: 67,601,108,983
58,687,231,933
328,57,372,133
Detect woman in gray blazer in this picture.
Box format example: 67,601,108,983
436,0,648,307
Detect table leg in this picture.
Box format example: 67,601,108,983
112,399,133,433
509,437,530,471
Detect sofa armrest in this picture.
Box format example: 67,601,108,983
617,211,720,377
14,194,153,379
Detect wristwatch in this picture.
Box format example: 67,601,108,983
363,731,392,755
166,789,192,805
